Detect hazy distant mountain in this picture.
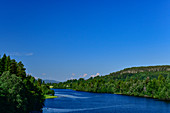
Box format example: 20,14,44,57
43,79,60,83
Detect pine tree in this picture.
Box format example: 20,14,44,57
17,61,26,78
0,54,7,75
5,56,11,71
9,59,17,75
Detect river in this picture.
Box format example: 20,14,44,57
43,89,170,113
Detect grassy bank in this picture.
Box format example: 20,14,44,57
45,95,57,99
49,86,54,88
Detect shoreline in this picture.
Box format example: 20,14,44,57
53,88,170,102
45,95,57,99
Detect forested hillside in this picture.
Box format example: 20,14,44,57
53,66,170,101
115,65,170,74
0,54,54,113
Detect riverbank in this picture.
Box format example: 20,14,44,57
64,88,170,101
45,95,57,99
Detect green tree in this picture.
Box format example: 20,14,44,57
0,54,7,75
17,61,26,78
0,71,28,113
9,59,17,75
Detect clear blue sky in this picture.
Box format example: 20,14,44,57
0,0,170,81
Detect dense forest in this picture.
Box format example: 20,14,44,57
52,66,170,101
0,54,54,113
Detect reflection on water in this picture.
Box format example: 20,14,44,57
43,89,170,113
54,94,89,99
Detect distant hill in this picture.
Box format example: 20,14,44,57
114,65,170,75
43,79,60,83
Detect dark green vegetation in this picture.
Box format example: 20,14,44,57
0,54,54,113
53,66,170,101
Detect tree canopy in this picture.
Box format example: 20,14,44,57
0,54,54,112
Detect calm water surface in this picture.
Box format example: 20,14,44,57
43,89,170,113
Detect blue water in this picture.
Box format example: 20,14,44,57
43,89,170,113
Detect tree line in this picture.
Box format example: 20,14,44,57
0,54,54,113
52,67,170,101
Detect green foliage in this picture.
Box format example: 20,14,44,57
0,54,54,112
53,66,170,101
0,72,28,113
